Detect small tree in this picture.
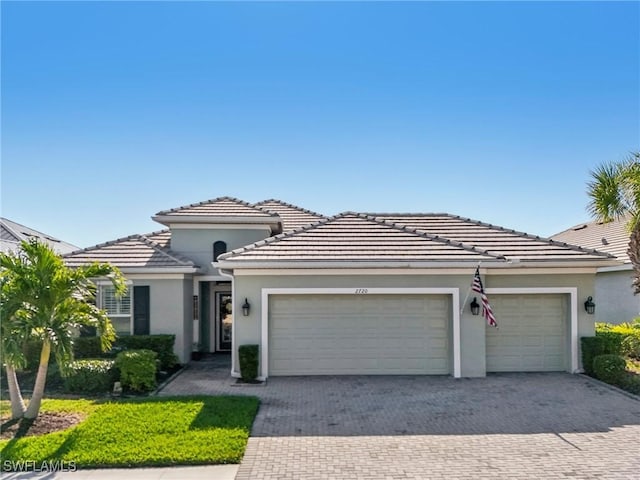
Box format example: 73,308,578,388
587,152,640,292
0,239,125,419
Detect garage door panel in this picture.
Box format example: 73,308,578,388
486,294,566,372
269,294,450,375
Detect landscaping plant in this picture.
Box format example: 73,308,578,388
0,239,125,420
115,349,158,392
238,344,259,382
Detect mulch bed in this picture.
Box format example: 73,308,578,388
0,412,85,440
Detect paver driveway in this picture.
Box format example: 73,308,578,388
161,358,640,479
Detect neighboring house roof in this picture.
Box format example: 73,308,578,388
551,216,630,264
153,196,281,232
253,199,325,231
219,212,614,267
373,213,610,262
63,230,198,272
0,217,79,255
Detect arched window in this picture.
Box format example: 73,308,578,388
213,241,227,262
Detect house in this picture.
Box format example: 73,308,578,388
64,197,620,378
1,217,79,254
552,217,638,324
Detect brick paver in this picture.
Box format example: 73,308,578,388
160,357,640,479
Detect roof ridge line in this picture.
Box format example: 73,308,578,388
62,232,146,257
362,214,506,260
446,213,614,259
253,199,325,218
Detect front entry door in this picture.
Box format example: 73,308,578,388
217,292,233,351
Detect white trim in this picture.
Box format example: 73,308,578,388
485,287,579,373
219,269,236,375
125,273,192,280
219,260,613,270
597,264,632,273
260,287,461,379
167,223,275,230
232,267,598,276
119,268,199,275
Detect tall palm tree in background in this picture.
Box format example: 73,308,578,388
0,239,125,419
587,152,640,292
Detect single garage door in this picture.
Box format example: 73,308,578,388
486,294,567,372
269,294,450,375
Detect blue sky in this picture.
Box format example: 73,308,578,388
2,1,638,248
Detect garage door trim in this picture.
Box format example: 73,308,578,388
485,287,578,373
261,288,461,379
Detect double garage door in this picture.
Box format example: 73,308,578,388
269,294,451,375
268,293,568,376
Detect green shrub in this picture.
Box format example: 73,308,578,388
115,335,178,370
593,354,627,384
581,336,608,376
622,334,640,359
63,359,117,394
595,322,640,358
73,337,103,359
73,334,178,370
238,344,259,382
115,349,158,393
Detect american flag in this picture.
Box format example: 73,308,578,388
471,267,497,327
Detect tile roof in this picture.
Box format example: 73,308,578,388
551,216,630,263
219,213,503,264
219,212,615,266
253,199,325,231
155,196,278,219
372,213,613,262
63,230,197,270
0,217,79,255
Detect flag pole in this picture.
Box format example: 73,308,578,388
460,262,481,315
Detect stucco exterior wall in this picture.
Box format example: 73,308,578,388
595,269,639,324
231,271,596,378
131,278,192,364
170,228,272,275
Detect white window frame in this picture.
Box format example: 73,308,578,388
97,281,134,335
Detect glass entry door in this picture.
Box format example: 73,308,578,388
217,292,233,351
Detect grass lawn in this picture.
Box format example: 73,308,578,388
0,395,259,469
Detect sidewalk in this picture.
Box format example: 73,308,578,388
1,465,239,480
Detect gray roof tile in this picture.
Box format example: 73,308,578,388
219,213,502,263
155,196,278,218
373,214,612,263
63,230,197,270
253,199,325,231
551,216,630,263
220,211,615,265
0,217,79,255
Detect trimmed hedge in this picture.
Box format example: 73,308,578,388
64,359,117,394
73,334,178,370
238,344,259,382
115,335,178,370
593,354,627,384
115,349,158,393
581,336,609,376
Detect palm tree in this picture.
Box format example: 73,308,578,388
0,239,125,419
587,152,640,292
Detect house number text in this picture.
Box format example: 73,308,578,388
354,288,369,294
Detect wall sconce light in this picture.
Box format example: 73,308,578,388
470,297,480,316
584,296,595,315
242,298,250,316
